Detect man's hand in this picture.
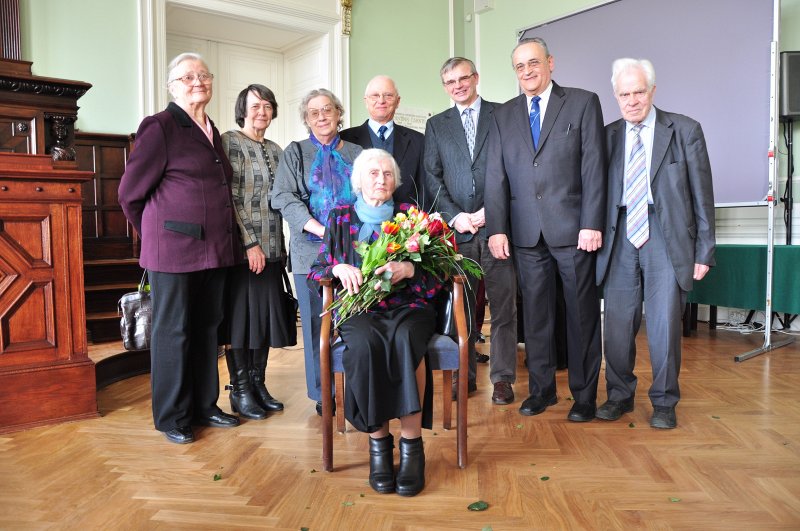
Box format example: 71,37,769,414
452,212,478,234
488,234,511,260
577,229,602,252
693,263,710,281
246,245,266,274
332,263,363,295
469,208,485,228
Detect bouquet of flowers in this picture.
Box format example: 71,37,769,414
328,206,482,328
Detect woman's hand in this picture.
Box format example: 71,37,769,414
247,245,267,274
332,263,363,295
374,261,415,288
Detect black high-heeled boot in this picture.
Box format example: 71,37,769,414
396,436,425,496
250,349,284,411
368,434,395,494
225,348,268,420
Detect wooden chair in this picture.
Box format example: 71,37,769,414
319,276,471,472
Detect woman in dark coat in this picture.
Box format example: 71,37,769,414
308,149,444,497
119,52,240,444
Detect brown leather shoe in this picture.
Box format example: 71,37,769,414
491,381,514,405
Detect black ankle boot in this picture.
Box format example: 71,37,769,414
250,349,284,411
368,434,395,494
396,436,425,496
225,349,268,420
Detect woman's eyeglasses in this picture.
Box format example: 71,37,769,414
170,72,214,85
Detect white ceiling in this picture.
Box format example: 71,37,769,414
165,4,313,52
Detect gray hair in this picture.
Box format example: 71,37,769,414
350,148,402,196
511,37,550,64
611,58,656,92
167,52,208,82
439,57,477,80
299,88,345,133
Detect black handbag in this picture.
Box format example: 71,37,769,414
118,271,152,351
270,269,298,348
435,283,458,338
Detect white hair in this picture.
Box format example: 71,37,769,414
350,148,402,196
611,58,656,92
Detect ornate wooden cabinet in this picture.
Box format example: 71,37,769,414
0,153,97,432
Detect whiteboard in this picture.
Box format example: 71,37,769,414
520,0,775,206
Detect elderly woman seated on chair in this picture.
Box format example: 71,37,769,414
308,148,444,497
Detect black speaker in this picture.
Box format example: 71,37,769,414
780,51,800,120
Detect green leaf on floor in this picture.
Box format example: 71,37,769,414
540,476,550,481
669,497,681,503
310,469,317,473
482,526,493,531
515,424,524,429
629,422,635,428
499,408,508,412
530,463,536,466
342,501,354,507
468,500,489,511
711,415,720,419
301,528,310,531
213,473,222,481
359,493,365,497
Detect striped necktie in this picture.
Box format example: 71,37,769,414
463,107,476,158
529,96,541,149
378,125,387,142
625,124,649,248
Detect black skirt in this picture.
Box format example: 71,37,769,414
225,262,286,349
338,305,435,433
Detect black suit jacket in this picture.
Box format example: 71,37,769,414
485,82,606,248
423,99,498,244
340,120,426,209
596,108,715,291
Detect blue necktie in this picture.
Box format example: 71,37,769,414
625,124,649,248
529,96,541,150
378,125,387,142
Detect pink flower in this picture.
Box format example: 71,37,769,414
405,232,421,252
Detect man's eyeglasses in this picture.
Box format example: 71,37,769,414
366,92,397,102
514,59,545,74
170,72,214,85
442,73,475,88
307,105,337,120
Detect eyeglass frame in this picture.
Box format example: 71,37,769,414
442,73,476,88
169,72,215,85
365,92,398,102
306,104,338,121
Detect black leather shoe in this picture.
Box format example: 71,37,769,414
567,402,596,422
519,394,557,416
193,411,240,428
650,406,677,429
451,375,478,401
315,400,336,417
595,397,635,421
162,426,194,444
368,434,395,493
396,437,425,497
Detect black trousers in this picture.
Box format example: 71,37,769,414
514,239,602,404
149,268,227,431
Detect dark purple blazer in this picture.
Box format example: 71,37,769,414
119,102,240,273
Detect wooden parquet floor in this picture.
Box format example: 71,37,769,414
1,324,799,530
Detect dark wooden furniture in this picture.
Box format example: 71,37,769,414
0,153,97,433
319,276,471,472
